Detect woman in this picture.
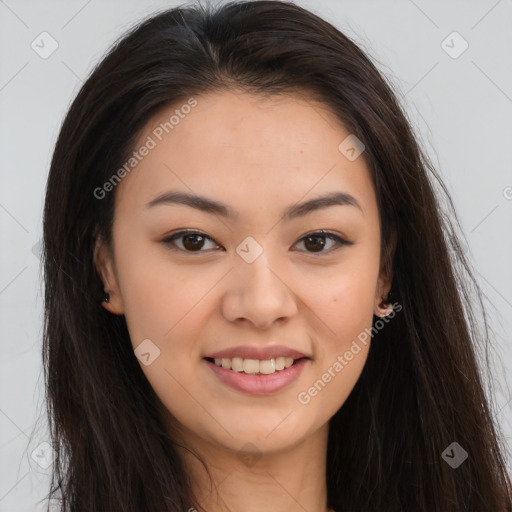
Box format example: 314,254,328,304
41,1,512,510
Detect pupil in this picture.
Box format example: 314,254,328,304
183,234,204,251
305,235,325,252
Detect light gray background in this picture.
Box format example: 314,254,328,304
1,0,511,510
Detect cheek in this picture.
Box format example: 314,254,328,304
115,251,213,421
300,250,379,413
298,276,375,417
308,259,379,350
115,244,217,349
301,341,370,421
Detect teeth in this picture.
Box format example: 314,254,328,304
243,359,260,374
259,359,275,374
212,356,296,374
232,357,244,372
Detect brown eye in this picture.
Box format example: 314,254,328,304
162,231,221,252
302,234,328,252
181,233,206,251
293,231,352,254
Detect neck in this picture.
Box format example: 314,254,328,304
176,423,331,512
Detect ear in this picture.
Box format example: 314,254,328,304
374,227,396,317
374,273,392,317
93,235,124,315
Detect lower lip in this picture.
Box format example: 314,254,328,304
204,358,309,395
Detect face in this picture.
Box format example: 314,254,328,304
95,89,391,456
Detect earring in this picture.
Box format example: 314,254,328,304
102,292,110,303
376,292,393,317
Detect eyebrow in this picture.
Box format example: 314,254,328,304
145,190,363,220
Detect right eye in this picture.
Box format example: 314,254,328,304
161,230,223,253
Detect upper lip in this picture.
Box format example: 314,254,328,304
204,345,309,360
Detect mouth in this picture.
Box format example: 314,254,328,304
203,356,309,375
203,356,310,395
203,344,310,374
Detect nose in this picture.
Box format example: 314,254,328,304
221,251,299,329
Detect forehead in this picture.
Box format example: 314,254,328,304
114,89,377,220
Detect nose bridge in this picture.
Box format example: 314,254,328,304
221,236,298,327
236,238,286,298
237,242,279,288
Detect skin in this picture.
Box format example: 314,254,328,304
95,89,392,512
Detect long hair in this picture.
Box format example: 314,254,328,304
40,1,512,510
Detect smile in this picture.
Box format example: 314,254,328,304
209,356,297,375
203,357,309,395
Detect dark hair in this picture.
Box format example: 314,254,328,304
41,0,512,510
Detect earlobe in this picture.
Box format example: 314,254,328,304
101,302,122,315
374,228,396,317
93,235,124,315
100,291,119,314
374,290,393,318
374,269,393,317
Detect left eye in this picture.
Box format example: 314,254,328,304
162,230,350,254
162,231,221,252
293,231,349,253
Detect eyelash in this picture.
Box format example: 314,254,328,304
161,229,352,255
